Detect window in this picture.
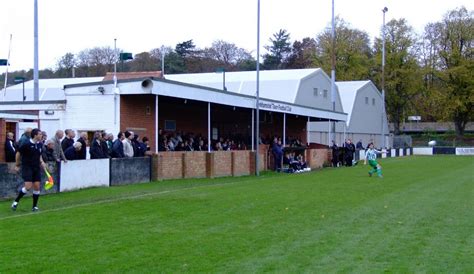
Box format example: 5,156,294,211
372,98,376,106
323,89,328,98
365,97,369,104
313,88,319,97
164,120,176,131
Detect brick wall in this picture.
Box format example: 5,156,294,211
213,151,232,177
156,152,184,180
0,119,5,162
232,151,250,176
151,150,268,181
306,149,329,169
184,152,207,178
120,95,157,151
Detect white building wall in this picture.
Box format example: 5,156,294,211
294,71,344,112
62,92,119,136
307,82,391,148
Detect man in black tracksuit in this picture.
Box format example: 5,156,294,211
12,128,47,212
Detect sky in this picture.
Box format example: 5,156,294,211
1,0,472,72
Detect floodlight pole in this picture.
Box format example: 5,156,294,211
255,0,261,176
330,0,336,146
3,34,12,97
161,45,165,77
114,38,117,88
381,7,388,148
33,0,39,101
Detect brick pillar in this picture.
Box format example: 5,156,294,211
151,154,159,181
206,152,215,178
0,119,6,163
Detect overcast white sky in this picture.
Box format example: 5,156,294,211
1,0,472,72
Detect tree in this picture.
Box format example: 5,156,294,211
129,52,159,72
75,46,117,76
429,7,473,135
55,52,77,77
206,40,254,68
373,18,423,135
175,40,196,57
315,17,372,80
286,37,317,69
263,29,292,69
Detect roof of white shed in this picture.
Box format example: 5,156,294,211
0,77,103,101
165,68,322,104
336,81,371,124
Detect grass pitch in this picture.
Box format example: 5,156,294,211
1,156,473,273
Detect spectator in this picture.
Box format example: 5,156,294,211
106,133,114,155
42,140,56,162
64,142,82,160
131,133,140,157
331,141,339,167
77,132,88,160
122,131,134,158
271,140,283,172
296,153,308,170
184,140,193,151
141,137,151,154
356,139,363,150
90,132,107,159
344,139,356,167
100,132,110,158
61,129,75,152
41,131,48,145
5,132,17,162
18,128,32,147
214,141,223,151
51,130,67,163
112,132,125,158
194,139,206,151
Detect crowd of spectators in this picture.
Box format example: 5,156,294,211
4,128,308,168
270,136,309,173
157,129,249,152
3,128,151,163
331,139,365,167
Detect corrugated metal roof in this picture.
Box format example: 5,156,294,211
336,81,371,124
165,68,321,104
0,77,103,101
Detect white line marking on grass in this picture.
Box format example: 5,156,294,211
0,176,275,221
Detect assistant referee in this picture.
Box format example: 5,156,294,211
11,128,48,212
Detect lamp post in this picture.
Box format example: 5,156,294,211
381,7,388,148
161,45,165,77
34,0,39,101
330,0,336,146
255,0,261,176
14,77,26,101
216,67,226,91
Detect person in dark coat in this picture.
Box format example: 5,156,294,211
271,139,283,172
331,141,339,167
61,129,75,152
344,139,356,167
77,132,88,160
64,142,82,160
42,140,57,162
111,132,125,158
5,132,17,162
100,132,110,158
90,132,107,159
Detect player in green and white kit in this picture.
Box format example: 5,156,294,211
364,143,383,178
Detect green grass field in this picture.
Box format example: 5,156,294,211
1,156,473,273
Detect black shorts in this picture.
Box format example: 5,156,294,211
22,166,41,182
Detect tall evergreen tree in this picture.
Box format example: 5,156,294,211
263,29,292,70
